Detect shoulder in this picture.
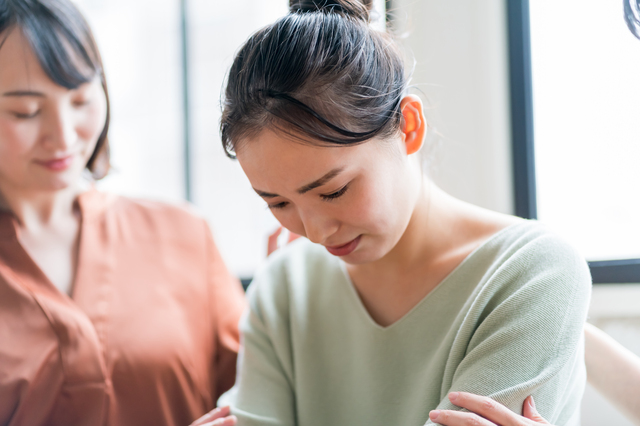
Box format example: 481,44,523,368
489,220,590,280
81,190,212,246
116,196,206,230
472,220,592,317
247,238,341,320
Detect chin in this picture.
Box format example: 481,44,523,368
343,232,407,265
340,243,390,265
31,181,73,193
33,171,81,192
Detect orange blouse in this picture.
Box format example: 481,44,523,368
0,190,246,426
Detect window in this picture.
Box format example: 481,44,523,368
186,0,287,279
508,0,640,283
76,0,186,203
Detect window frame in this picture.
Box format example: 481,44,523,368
507,0,640,284
180,0,193,202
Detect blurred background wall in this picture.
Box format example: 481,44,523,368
74,0,639,424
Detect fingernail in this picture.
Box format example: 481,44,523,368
529,396,537,410
449,391,459,402
429,410,441,420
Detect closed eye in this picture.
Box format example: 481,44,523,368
14,110,40,119
267,201,289,210
320,183,350,201
73,99,91,107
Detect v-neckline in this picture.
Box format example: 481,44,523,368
0,189,105,304
0,209,84,302
0,189,114,387
337,221,526,331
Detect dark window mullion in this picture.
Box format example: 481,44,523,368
507,0,537,220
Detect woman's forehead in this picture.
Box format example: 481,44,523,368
0,29,51,89
238,129,359,169
236,128,385,191
0,25,97,93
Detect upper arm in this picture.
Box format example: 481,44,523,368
217,262,297,426
425,236,592,425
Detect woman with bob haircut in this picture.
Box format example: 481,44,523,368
204,0,591,425
0,1,244,425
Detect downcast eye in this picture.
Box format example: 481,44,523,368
320,184,350,201
268,201,289,210
13,110,40,119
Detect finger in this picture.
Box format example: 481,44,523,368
522,396,551,424
448,392,521,426
430,409,496,426
190,406,231,426
287,232,301,243
203,415,237,426
267,227,283,256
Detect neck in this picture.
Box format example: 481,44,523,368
0,182,83,230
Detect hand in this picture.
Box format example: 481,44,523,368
267,227,300,256
190,406,237,426
428,392,552,426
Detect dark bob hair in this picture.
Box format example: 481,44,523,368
0,0,110,179
220,0,408,159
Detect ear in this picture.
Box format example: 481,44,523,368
400,95,427,155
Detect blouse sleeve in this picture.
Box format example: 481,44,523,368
424,234,592,426
204,221,247,401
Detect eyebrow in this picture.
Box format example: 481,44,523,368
253,167,346,199
2,91,45,97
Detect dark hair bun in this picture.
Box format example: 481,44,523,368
289,0,372,22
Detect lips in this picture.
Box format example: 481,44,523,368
35,155,74,171
325,235,361,257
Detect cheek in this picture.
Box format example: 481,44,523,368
272,208,306,236
357,192,397,232
345,172,412,238
0,119,38,167
78,95,107,151
352,172,396,217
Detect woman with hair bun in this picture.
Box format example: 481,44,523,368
196,0,591,425
0,1,244,425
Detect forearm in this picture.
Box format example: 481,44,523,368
585,322,640,423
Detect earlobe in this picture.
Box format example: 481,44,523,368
400,95,426,156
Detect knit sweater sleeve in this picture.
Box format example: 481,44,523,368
424,232,592,426
218,250,297,426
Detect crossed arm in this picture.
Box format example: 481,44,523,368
196,230,639,426
430,323,640,426
192,323,640,426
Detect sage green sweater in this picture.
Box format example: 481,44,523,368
220,221,591,426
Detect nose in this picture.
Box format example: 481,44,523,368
42,106,78,151
298,207,340,245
